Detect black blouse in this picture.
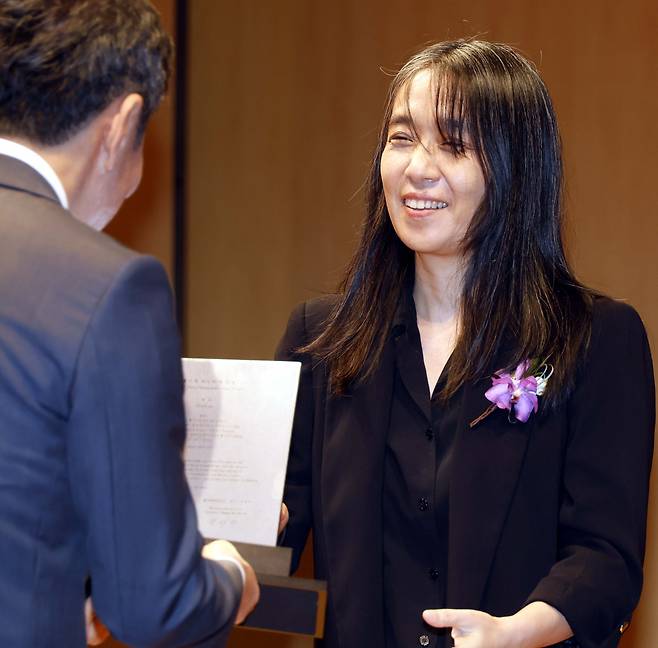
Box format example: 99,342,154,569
383,293,462,648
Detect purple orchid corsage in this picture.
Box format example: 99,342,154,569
470,360,553,427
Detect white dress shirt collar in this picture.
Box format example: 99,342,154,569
0,137,69,209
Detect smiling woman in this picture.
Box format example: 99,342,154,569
275,40,654,648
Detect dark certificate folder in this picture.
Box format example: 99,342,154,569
232,542,326,638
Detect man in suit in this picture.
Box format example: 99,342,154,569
0,1,259,646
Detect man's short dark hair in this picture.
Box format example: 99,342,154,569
0,0,173,145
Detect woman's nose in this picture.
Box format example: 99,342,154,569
406,143,441,184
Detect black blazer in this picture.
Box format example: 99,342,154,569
276,295,655,648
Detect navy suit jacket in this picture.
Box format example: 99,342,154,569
0,155,241,647
276,294,655,648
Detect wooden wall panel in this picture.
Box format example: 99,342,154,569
184,1,657,647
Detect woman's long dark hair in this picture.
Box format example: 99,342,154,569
303,39,593,407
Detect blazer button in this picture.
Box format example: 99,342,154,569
418,497,430,511
419,635,430,646
425,427,434,440
429,567,440,580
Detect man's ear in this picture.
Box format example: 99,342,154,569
102,93,144,172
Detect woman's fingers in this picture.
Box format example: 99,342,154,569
278,502,289,534
422,608,478,630
422,608,502,647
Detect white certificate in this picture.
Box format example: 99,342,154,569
182,358,301,546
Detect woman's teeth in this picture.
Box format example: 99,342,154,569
403,198,448,210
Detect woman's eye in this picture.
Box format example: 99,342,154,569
388,132,413,143
441,140,467,155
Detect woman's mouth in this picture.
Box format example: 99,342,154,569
402,198,448,211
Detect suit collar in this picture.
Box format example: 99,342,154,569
0,152,65,208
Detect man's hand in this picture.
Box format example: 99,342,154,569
85,598,109,646
278,502,289,535
202,540,260,624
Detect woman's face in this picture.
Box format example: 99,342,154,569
380,69,486,260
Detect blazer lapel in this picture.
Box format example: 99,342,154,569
447,377,532,608
320,341,396,647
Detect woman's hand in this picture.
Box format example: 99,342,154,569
278,502,289,535
422,609,515,648
422,602,573,648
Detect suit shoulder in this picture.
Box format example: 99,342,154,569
1,193,170,340
43,203,169,291
584,296,652,381
292,294,338,335
591,295,647,340
304,294,339,332
277,295,338,359
49,205,140,275
2,191,141,277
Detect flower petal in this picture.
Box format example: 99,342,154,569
514,392,536,422
519,376,538,392
485,383,512,409
514,360,530,381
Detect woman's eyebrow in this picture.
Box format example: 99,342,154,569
436,116,463,132
387,114,413,129
388,113,464,135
